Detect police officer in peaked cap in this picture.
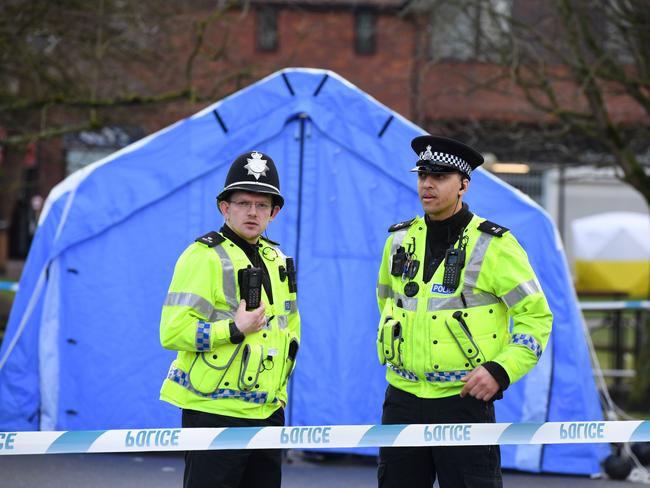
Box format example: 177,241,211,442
160,150,300,488
375,135,552,487
410,134,484,179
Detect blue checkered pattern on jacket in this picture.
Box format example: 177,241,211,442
167,364,188,384
388,364,419,382
511,333,542,360
195,321,211,351
207,389,269,403
424,370,468,382
166,365,271,404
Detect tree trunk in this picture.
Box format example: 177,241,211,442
0,145,26,272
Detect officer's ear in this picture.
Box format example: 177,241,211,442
217,199,229,216
459,178,469,196
269,205,281,220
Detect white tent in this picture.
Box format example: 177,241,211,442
572,212,650,297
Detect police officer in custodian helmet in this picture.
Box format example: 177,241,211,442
160,151,300,488
375,135,553,487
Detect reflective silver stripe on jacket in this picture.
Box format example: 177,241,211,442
463,232,493,289
383,223,417,310
213,245,238,309
271,243,287,260
427,292,500,311
387,228,409,280
393,293,418,312
164,292,235,322
377,283,393,300
511,333,542,360
276,315,288,329
502,278,542,308
166,364,273,404
386,222,499,314
425,370,469,382
424,230,499,311
285,300,298,313
390,229,409,255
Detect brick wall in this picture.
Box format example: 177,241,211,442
26,2,650,211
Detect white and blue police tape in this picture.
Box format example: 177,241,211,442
1,421,649,456
0,281,18,292
579,300,650,311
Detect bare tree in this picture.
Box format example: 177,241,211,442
481,0,650,409
0,0,263,267
407,0,649,204
0,1,257,141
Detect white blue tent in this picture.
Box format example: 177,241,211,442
0,68,607,474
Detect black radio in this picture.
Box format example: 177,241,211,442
286,258,297,293
442,248,465,291
391,246,407,276
238,267,262,310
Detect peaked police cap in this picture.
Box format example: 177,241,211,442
410,135,484,180
217,151,284,208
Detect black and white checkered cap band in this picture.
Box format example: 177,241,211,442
411,151,472,176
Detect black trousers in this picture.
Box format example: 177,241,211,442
182,408,285,488
378,385,502,488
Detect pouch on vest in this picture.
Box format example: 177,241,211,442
238,344,264,391
378,318,402,367
444,316,486,368
187,345,242,394
283,339,299,383
187,343,242,394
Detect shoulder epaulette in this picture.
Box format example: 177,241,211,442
388,218,415,233
477,220,509,237
195,231,225,247
261,235,280,246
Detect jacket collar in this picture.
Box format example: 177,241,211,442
220,224,261,266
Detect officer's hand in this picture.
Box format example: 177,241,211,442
234,300,267,335
460,366,500,401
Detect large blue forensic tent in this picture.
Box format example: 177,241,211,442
0,68,607,474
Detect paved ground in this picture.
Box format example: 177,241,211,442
0,450,642,487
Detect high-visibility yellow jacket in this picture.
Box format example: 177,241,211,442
376,215,552,398
160,232,300,419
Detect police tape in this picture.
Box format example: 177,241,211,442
1,420,649,455
0,281,18,292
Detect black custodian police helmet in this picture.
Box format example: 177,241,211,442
410,135,484,180
217,151,284,208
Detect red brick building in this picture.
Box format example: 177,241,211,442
2,0,648,264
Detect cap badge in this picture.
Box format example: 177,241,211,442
244,151,269,180
419,145,434,161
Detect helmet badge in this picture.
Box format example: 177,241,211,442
244,151,269,180
419,145,434,161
